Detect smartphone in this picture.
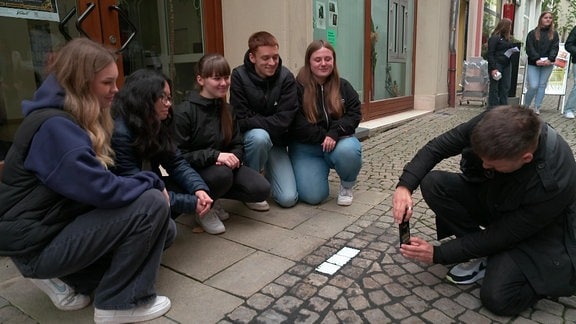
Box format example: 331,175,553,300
399,214,410,246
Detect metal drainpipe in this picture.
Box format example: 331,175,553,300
448,0,459,107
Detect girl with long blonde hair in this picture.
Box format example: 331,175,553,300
0,38,175,322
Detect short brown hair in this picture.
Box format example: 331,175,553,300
248,31,278,54
471,106,541,160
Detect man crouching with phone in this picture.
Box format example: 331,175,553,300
392,105,576,316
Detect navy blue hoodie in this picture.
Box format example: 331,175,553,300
0,74,165,256
20,74,164,208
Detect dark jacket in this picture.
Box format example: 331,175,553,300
0,74,165,256
173,91,244,169
486,34,514,72
564,25,576,63
525,27,559,66
291,78,362,144
397,112,576,296
111,117,209,214
229,50,298,146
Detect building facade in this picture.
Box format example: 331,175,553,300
0,1,452,153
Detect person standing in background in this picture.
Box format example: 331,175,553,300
486,18,515,106
523,11,559,115
561,25,576,119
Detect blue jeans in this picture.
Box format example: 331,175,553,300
524,64,554,109
243,129,298,207
564,64,576,114
488,63,511,106
12,190,176,310
289,136,362,205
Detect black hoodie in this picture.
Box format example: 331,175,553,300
229,50,298,146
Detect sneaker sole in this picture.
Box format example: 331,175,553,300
94,297,171,323
202,227,226,235
446,268,485,285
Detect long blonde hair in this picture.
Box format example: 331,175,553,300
48,38,117,167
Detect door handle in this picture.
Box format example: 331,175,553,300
76,2,96,39
58,7,77,41
109,5,137,53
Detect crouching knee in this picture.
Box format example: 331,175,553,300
480,288,532,316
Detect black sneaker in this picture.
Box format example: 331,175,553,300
446,257,487,285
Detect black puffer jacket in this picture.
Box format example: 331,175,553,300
229,51,298,146
525,27,559,65
290,78,362,144
174,91,244,169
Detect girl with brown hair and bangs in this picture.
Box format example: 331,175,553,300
174,53,270,229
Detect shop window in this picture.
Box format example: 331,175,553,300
313,0,414,113
388,0,408,63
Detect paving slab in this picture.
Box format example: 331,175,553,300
219,217,325,261
161,223,255,281
221,199,320,230
156,268,243,324
204,251,295,298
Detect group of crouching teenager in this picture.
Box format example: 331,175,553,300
0,31,362,323
0,29,575,323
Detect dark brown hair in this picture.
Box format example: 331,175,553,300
196,53,233,145
492,18,512,41
471,106,541,160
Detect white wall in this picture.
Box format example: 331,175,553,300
414,0,450,109
221,0,313,74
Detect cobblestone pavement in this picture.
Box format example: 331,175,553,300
2,99,576,324
221,103,576,324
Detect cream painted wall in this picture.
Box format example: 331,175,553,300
221,0,313,74
414,0,450,110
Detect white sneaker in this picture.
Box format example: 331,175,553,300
534,107,540,115
94,296,171,323
446,257,487,285
565,111,575,119
244,200,270,211
213,200,230,221
29,278,91,311
195,209,225,234
337,185,353,206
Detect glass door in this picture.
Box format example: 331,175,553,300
0,0,222,167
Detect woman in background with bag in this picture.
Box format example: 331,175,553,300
486,18,515,106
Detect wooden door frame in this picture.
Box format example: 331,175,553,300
361,0,417,121
203,0,224,54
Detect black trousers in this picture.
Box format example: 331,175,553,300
197,164,270,202
420,170,540,316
